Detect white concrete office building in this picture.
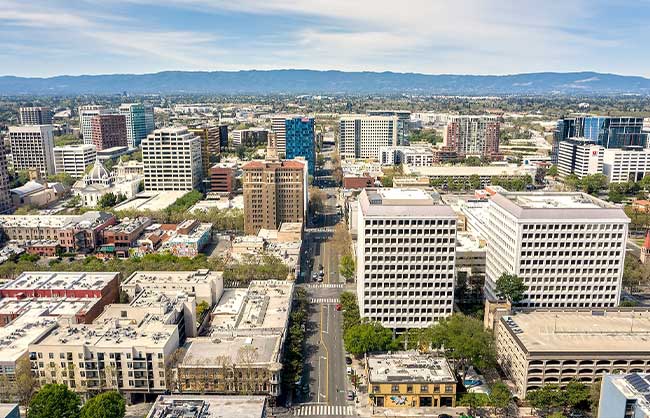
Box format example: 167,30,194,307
598,373,650,418
339,115,398,159
485,192,629,308
9,125,55,176
356,188,456,331
19,107,52,125
142,127,203,191
53,144,97,178
557,138,603,178
602,147,650,183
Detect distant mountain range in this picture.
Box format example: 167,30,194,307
1,70,650,95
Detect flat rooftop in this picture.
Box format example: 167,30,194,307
359,188,456,218
0,211,112,230
368,352,456,384
0,310,58,363
501,310,650,354
147,395,266,418
113,191,188,212
607,374,650,415
1,272,118,293
491,192,630,221
210,280,292,334
36,308,178,350
404,164,532,177
181,335,282,367
123,270,221,287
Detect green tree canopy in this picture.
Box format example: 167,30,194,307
427,314,495,378
343,321,397,357
495,273,527,303
80,391,125,418
28,384,81,418
489,381,512,413
339,254,355,282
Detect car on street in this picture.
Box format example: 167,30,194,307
346,366,353,375
346,391,355,401
345,356,352,365
335,303,342,311
438,414,453,418
312,272,318,280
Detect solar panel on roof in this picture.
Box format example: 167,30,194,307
625,374,650,393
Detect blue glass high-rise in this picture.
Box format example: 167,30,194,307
285,117,315,175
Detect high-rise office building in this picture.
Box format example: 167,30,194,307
189,126,222,179
0,142,13,214
356,188,457,331
19,107,53,125
91,114,128,150
285,117,315,175
53,144,97,178
142,127,203,191
79,105,109,145
9,125,55,176
231,128,269,147
366,110,411,145
338,115,398,159
119,103,155,148
552,116,648,163
218,124,228,150
271,116,290,153
443,115,500,157
484,192,629,308
242,135,306,235
557,138,603,178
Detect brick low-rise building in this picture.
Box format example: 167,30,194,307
209,165,235,194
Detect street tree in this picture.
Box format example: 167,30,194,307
495,273,527,303
427,314,495,379
343,321,397,357
339,254,355,282
489,381,512,415
527,384,565,415
15,356,37,405
80,391,125,418
547,165,559,178
28,384,81,418
331,222,352,256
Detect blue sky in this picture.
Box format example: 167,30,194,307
1,0,649,77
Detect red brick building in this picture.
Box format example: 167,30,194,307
91,114,127,150
209,166,235,194
343,176,374,189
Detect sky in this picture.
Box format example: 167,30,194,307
0,0,649,78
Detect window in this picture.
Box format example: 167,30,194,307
406,385,413,393
372,385,380,393
421,385,429,392
391,385,399,393
445,384,454,393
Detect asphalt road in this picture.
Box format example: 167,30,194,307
288,149,353,417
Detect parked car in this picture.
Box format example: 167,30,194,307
346,391,355,401
346,366,353,375
345,356,352,365
335,303,342,311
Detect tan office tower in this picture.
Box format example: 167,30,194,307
242,135,305,235
189,126,220,179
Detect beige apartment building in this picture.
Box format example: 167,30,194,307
242,156,306,235
496,309,650,399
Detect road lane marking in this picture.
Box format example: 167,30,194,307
310,298,339,304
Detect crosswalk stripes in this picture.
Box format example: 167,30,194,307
307,283,345,289
310,298,339,304
293,404,354,416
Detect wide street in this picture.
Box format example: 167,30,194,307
288,142,356,417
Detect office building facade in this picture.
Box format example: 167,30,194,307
142,127,203,191
284,117,315,175
91,114,127,151
119,103,154,148
485,192,629,308
0,142,13,214
443,115,500,157
366,110,411,145
19,107,53,125
9,125,55,176
356,188,456,331
339,115,399,160
557,138,603,178
53,144,97,178
598,373,650,418
79,106,109,145
242,158,305,235
189,126,221,180
496,310,650,398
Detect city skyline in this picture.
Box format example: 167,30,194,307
0,0,649,77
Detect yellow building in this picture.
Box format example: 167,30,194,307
366,352,457,408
